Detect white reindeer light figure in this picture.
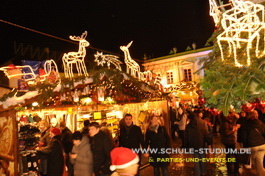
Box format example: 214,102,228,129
94,51,123,71
120,41,141,79
62,31,89,78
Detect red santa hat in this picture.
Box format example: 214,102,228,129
50,127,61,136
110,147,139,171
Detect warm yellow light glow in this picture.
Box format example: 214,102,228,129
83,114,92,118
32,102,38,107
62,31,89,78
98,87,105,101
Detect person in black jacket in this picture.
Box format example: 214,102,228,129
118,114,145,176
242,110,265,176
118,114,145,149
89,122,114,176
219,111,240,175
59,121,74,176
145,115,171,176
184,112,210,176
37,127,64,176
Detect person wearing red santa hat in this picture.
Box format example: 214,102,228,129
37,127,64,176
110,147,139,176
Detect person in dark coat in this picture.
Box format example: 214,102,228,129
184,112,210,176
81,119,90,136
70,131,93,176
145,115,171,176
89,122,114,176
118,113,145,176
118,114,145,149
242,110,265,176
257,107,265,124
59,121,74,176
169,102,179,140
236,111,248,147
219,111,240,175
37,127,64,176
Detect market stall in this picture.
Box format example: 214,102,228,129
0,32,168,175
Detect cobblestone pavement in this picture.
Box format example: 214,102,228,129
140,133,257,176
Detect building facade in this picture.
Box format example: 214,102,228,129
142,47,212,103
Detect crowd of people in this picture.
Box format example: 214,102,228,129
169,101,265,176
30,100,265,176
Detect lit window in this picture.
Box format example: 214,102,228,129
183,69,192,82
166,71,173,84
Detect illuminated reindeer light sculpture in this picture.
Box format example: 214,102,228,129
62,31,89,78
120,41,141,79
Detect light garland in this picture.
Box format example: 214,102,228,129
216,0,265,67
94,51,123,71
62,31,89,78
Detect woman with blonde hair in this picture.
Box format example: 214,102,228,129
144,115,170,176
37,120,51,176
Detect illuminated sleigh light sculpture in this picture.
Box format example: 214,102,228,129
0,65,36,84
62,31,89,78
216,0,265,67
39,59,61,83
94,51,123,71
120,41,141,79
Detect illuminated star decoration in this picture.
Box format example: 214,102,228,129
120,41,141,79
62,31,89,78
94,51,123,71
214,0,265,67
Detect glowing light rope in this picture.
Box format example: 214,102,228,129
62,31,89,78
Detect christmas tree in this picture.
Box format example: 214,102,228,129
199,1,265,115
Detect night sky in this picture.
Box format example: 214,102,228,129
0,0,215,65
